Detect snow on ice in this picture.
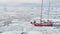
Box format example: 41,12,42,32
0,4,60,34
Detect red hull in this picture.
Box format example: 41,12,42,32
33,23,53,26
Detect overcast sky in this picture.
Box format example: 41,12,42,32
0,0,59,4
0,0,60,7
0,0,59,5
0,0,50,3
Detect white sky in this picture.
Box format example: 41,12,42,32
0,0,48,3
0,0,59,7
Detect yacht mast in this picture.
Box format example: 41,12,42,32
40,0,43,22
47,0,50,20
4,5,7,12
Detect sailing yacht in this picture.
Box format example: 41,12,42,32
30,0,53,26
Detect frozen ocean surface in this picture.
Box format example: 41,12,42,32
0,20,60,34
0,4,60,34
